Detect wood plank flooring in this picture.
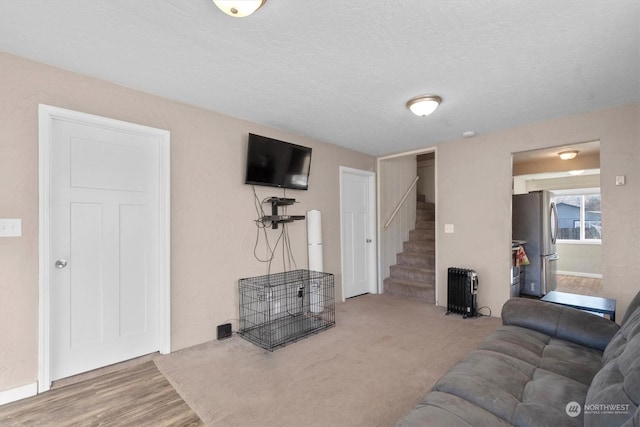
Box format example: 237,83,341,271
0,361,202,426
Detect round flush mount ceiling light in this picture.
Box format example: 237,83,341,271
406,95,442,117
462,131,476,138
213,0,266,17
559,150,579,160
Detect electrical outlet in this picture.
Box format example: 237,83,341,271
0,219,22,237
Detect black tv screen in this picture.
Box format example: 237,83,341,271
245,134,312,190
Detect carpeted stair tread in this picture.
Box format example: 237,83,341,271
403,240,435,254
390,264,435,282
416,201,435,211
416,210,435,221
415,220,435,230
397,252,435,269
384,277,435,303
409,229,435,241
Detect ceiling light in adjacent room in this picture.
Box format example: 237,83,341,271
559,150,578,160
406,95,442,117
213,0,266,17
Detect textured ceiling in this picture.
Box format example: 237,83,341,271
1,1,639,156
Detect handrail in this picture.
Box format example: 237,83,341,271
384,176,419,229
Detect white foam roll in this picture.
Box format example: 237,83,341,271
308,243,324,272
309,278,323,314
307,209,324,313
306,210,323,245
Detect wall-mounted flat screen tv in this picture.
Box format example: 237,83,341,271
245,133,312,190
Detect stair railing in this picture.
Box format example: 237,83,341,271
384,176,419,229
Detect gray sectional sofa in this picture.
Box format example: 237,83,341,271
397,291,640,426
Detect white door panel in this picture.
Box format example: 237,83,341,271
341,169,376,299
49,118,160,381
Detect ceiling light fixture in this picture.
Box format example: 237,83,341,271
559,150,578,160
406,95,442,117
213,0,266,17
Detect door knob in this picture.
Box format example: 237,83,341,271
55,259,68,269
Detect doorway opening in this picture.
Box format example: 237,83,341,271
377,148,437,304
512,140,602,298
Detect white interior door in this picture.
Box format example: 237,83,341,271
341,167,376,299
39,105,170,386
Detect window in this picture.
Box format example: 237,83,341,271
555,192,601,241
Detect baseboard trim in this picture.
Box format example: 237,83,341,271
0,382,38,405
557,271,603,279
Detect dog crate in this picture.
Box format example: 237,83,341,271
446,267,478,318
238,269,335,351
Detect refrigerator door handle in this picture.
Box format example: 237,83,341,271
550,202,558,245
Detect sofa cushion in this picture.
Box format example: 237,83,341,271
480,326,603,385
424,325,602,426
585,306,640,426
397,391,511,427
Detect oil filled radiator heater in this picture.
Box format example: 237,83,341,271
446,267,478,318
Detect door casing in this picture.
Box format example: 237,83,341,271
38,104,171,392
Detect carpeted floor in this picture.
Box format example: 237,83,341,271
0,294,500,426
155,293,501,426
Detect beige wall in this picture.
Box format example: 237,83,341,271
436,103,639,320
557,243,602,276
417,159,435,204
0,53,374,393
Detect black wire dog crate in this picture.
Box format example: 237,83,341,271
238,269,335,351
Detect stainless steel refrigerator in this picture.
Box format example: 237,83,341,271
512,190,559,296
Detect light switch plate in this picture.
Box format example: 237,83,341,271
616,175,626,186
0,219,22,237
444,224,455,234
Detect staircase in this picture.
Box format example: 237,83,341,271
383,195,435,303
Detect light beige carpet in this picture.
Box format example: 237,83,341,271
155,294,500,427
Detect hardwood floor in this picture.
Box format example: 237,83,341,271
0,361,202,426
555,274,603,297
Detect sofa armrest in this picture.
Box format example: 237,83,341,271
501,298,619,351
